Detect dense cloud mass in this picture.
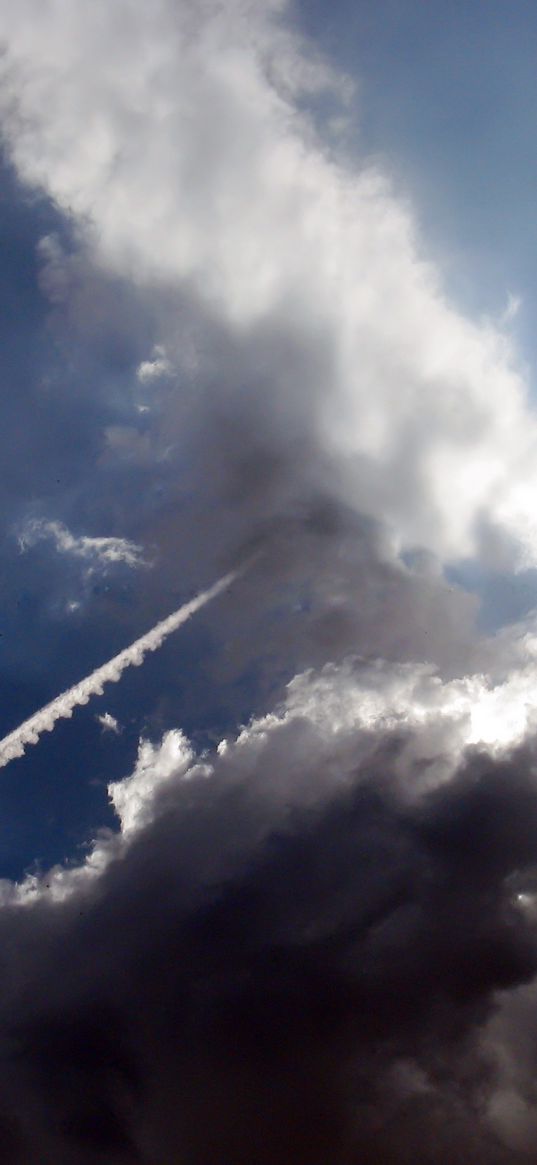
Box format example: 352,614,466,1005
3,0,537,575
3,676,537,1161
1,0,537,1160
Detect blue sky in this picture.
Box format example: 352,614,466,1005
3,2,537,1159
300,0,537,340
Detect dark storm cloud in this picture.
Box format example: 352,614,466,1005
1,731,537,1161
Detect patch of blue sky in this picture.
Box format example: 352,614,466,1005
298,0,537,368
445,559,537,633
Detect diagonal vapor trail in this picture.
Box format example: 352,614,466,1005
0,569,239,770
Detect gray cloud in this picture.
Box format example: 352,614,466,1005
1,694,537,1161
0,1,537,1161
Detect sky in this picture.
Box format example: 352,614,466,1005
3,0,537,1160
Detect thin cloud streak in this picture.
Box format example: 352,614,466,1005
17,518,148,570
0,568,238,770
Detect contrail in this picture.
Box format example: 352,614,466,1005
0,569,239,770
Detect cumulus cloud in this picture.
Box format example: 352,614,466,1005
1,0,535,698
1,0,537,1161
0,657,536,1159
1,0,537,575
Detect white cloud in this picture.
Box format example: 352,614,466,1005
18,518,147,570
96,711,122,735
0,0,537,572
108,729,196,834
136,345,172,384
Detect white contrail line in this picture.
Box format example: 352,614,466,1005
0,569,239,770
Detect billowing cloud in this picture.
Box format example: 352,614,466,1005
1,0,537,576
1,0,537,1161
0,658,536,1159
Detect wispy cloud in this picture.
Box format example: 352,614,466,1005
17,518,147,571
96,711,121,735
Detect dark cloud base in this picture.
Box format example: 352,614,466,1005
2,736,537,1162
